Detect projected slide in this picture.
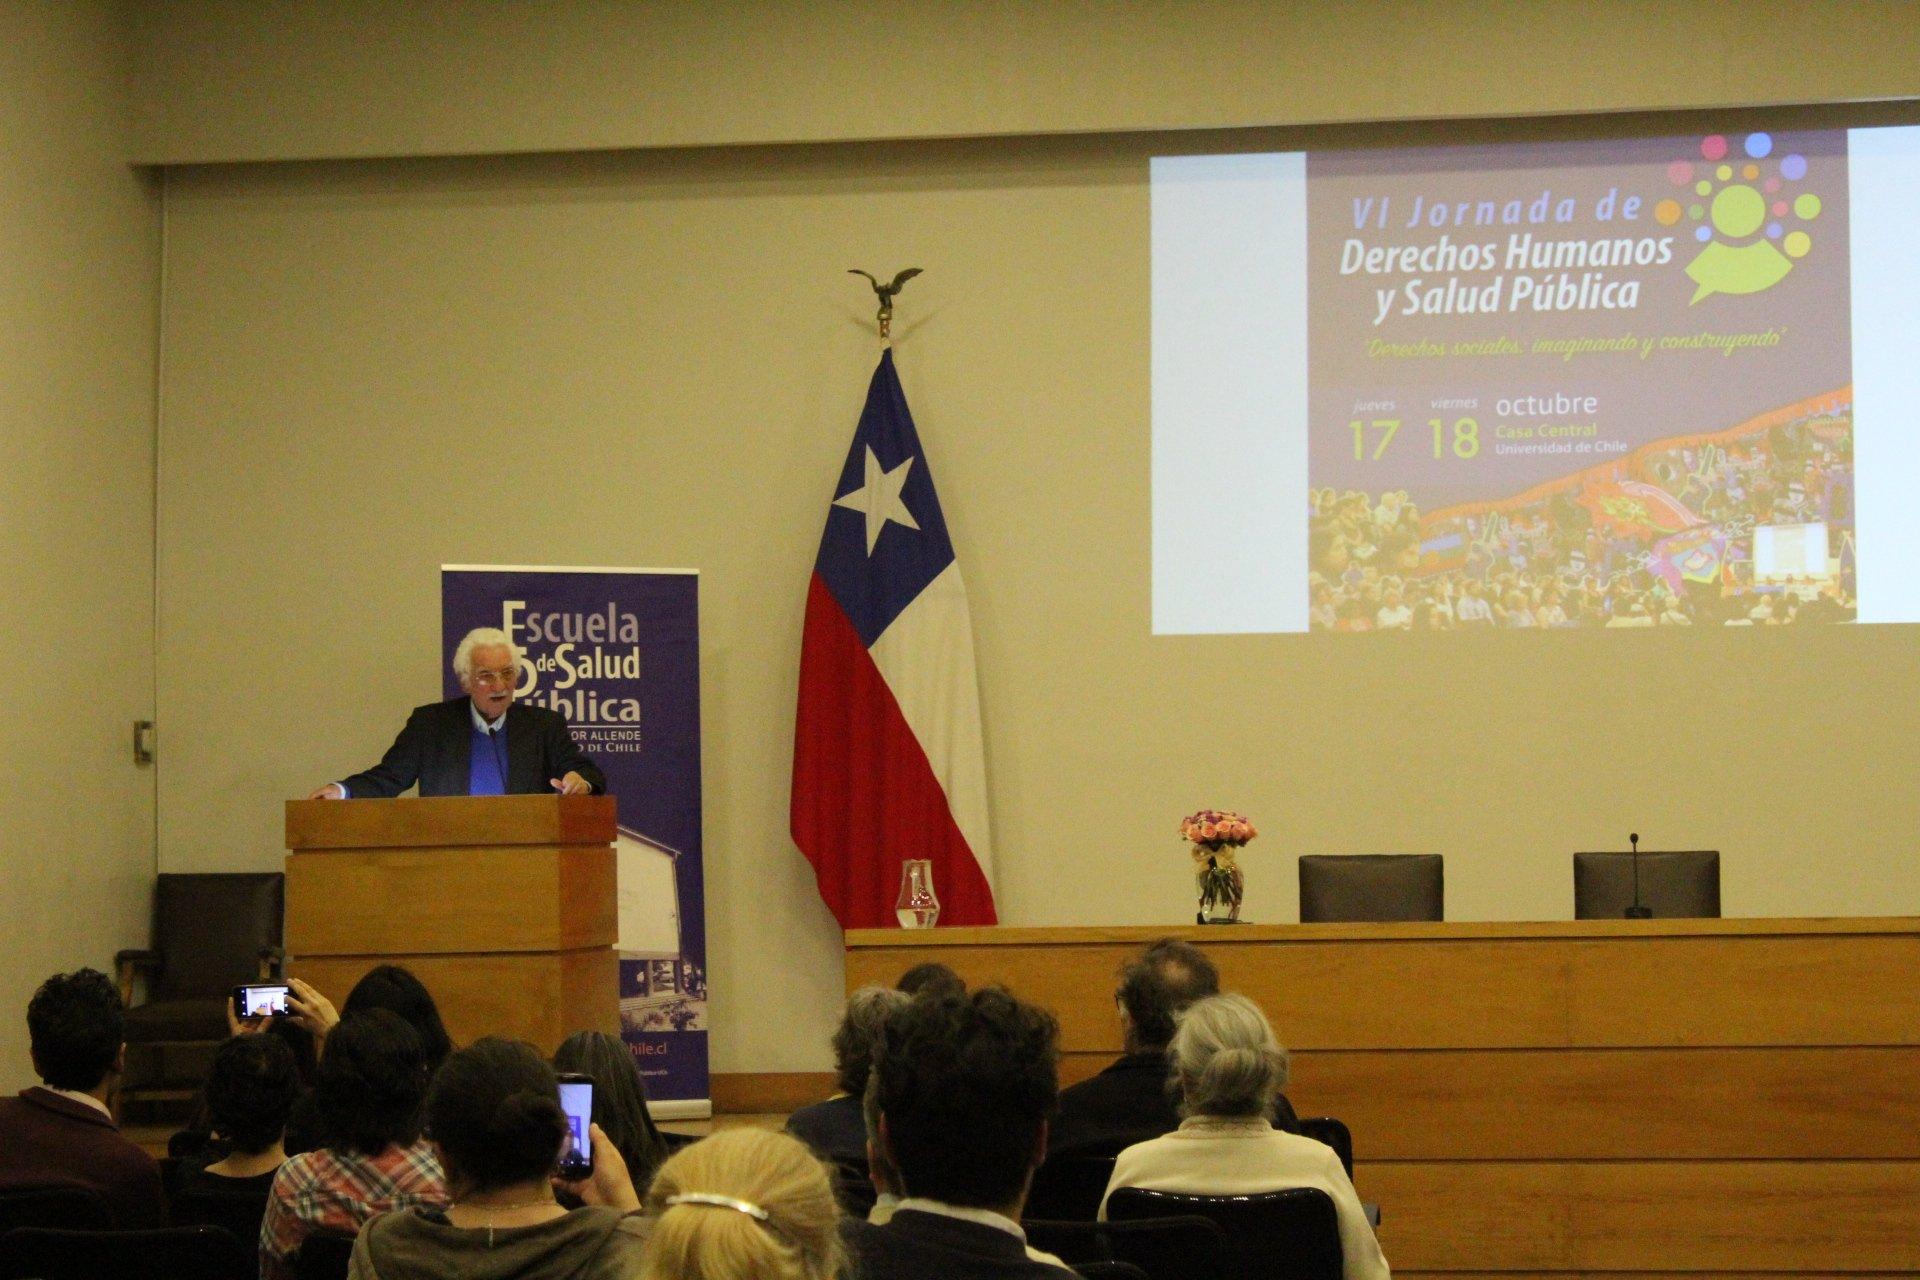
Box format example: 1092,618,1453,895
1152,126,1920,634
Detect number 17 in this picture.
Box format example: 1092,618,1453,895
1351,418,1400,460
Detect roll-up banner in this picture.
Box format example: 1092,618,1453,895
442,565,709,1117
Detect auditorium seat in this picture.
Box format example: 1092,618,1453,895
1026,1153,1118,1221
1298,854,1444,922
0,1186,110,1235
1294,1116,1354,1179
0,1224,253,1280
1023,1215,1232,1280
1106,1187,1342,1280
293,1231,357,1280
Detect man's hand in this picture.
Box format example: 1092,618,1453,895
306,783,345,800
550,772,593,797
554,1123,640,1211
227,996,267,1038
286,977,340,1043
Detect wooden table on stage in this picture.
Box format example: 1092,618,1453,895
285,794,620,1054
846,919,1920,1278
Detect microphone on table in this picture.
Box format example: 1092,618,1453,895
1625,831,1652,919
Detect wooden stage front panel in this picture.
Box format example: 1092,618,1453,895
845,919,1920,1277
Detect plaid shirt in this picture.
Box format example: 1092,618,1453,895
259,1140,447,1280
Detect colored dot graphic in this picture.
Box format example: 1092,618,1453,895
1670,131,1822,301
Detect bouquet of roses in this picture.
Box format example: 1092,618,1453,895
1181,809,1253,923
1180,809,1257,851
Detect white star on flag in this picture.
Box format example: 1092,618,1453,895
832,446,920,555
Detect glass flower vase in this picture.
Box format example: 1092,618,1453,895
896,859,941,928
1195,851,1245,925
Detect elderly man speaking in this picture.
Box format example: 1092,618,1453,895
307,627,605,800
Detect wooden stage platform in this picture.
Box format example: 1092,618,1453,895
846,918,1920,1278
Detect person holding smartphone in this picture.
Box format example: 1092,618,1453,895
347,1038,645,1280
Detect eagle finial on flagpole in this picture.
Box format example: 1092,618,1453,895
849,268,922,345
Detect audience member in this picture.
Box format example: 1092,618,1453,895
786,985,910,1166
1051,938,1296,1157
348,1038,647,1280
641,1127,843,1280
342,967,456,1073
276,967,451,1156
847,988,1076,1279
895,962,966,1001
260,1010,449,1280
0,969,165,1228
176,1034,301,1196
1100,994,1388,1280
553,1030,671,1193
173,999,318,1166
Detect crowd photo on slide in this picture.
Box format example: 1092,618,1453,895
1307,401,1856,632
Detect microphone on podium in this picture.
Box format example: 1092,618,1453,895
1625,831,1652,919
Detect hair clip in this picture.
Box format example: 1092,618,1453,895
664,1192,771,1221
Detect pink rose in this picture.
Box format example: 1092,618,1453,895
1201,823,1218,841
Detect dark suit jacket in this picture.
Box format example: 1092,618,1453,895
785,1094,868,1167
0,1088,166,1228
1047,1051,1301,1157
342,697,606,798
845,1209,1076,1280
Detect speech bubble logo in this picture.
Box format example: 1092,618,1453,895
1673,133,1819,303
1686,240,1794,302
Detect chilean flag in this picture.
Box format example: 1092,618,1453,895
791,351,997,929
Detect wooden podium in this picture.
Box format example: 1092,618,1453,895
284,794,620,1053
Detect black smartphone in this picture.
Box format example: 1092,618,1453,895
556,1073,595,1179
233,983,291,1019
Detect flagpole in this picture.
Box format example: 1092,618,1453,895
849,267,923,346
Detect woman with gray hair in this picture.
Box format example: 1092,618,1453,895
784,985,911,1167
1099,994,1389,1280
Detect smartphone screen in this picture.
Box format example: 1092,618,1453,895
556,1076,594,1178
235,983,291,1018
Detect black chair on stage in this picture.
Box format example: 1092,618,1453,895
294,1230,358,1280
0,1224,252,1280
1295,1116,1354,1179
1107,1186,1342,1280
1298,854,1444,923
0,1186,110,1235
1024,1215,1232,1280
1574,849,1720,919
115,872,285,1123
1025,1153,1118,1222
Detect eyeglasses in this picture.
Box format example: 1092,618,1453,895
470,666,519,688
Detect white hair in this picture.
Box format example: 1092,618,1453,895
452,627,522,683
1169,993,1289,1119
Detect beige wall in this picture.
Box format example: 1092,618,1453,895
156,111,1920,1076
128,0,1920,164
0,2,159,1091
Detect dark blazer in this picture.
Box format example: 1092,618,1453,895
845,1209,1076,1280
785,1094,868,1166
0,1088,166,1228
342,697,606,798
1048,1051,1301,1157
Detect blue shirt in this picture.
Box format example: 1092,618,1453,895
468,704,508,796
